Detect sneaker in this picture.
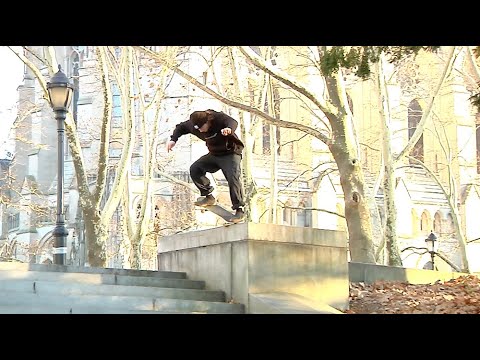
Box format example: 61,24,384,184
229,208,245,223
194,195,216,207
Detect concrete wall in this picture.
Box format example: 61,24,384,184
348,261,474,284
157,223,349,313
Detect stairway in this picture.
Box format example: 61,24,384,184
0,262,245,314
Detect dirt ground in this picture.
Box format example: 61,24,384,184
343,274,480,314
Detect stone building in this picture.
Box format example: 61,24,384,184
0,46,479,271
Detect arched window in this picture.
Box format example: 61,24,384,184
408,100,424,163
262,47,282,157
297,201,306,227
433,211,442,234
420,210,430,232
296,199,312,227
68,47,80,128
411,209,419,236
283,200,293,225
262,84,281,156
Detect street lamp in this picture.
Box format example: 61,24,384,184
47,65,74,265
425,231,438,270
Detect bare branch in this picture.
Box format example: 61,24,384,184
394,47,457,162
135,46,331,145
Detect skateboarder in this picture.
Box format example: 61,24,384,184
166,109,246,223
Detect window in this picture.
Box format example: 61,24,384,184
296,200,312,227
78,46,95,61
411,209,419,236
283,200,293,225
131,153,144,176
262,84,281,156
433,211,442,234
67,47,80,78
8,213,19,230
408,100,424,163
296,203,306,227
420,210,429,232
112,83,122,128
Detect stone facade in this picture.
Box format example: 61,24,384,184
0,46,478,271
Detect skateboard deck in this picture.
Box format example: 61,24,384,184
198,204,243,224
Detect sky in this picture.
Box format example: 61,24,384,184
0,46,24,146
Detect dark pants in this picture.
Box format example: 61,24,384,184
190,153,245,210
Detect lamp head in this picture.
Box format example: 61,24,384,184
46,65,74,111
425,231,438,252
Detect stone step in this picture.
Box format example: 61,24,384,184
0,262,186,279
0,261,245,314
0,305,185,314
0,278,225,302
0,292,245,314
0,269,205,289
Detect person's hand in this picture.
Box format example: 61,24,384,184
166,140,176,152
221,127,232,136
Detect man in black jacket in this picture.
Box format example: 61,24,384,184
166,109,245,223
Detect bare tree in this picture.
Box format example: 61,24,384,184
373,55,402,265
370,47,470,272
9,46,183,268
137,46,376,263
120,47,179,268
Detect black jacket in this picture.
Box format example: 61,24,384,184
170,110,245,156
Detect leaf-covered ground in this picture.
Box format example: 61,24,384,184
344,275,480,314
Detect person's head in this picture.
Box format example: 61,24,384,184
190,110,212,132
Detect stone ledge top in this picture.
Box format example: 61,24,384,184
158,222,346,253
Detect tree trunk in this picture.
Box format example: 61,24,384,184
83,208,108,267
376,58,402,266
332,144,376,262
329,124,376,263
325,71,376,263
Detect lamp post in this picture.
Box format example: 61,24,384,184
425,231,438,270
46,65,74,265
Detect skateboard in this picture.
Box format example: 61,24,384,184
197,204,244,225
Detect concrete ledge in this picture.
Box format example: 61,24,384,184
158,222,345,252
158,223,349,313
349,262,471,284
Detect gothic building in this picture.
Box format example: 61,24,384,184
0,46,478,272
